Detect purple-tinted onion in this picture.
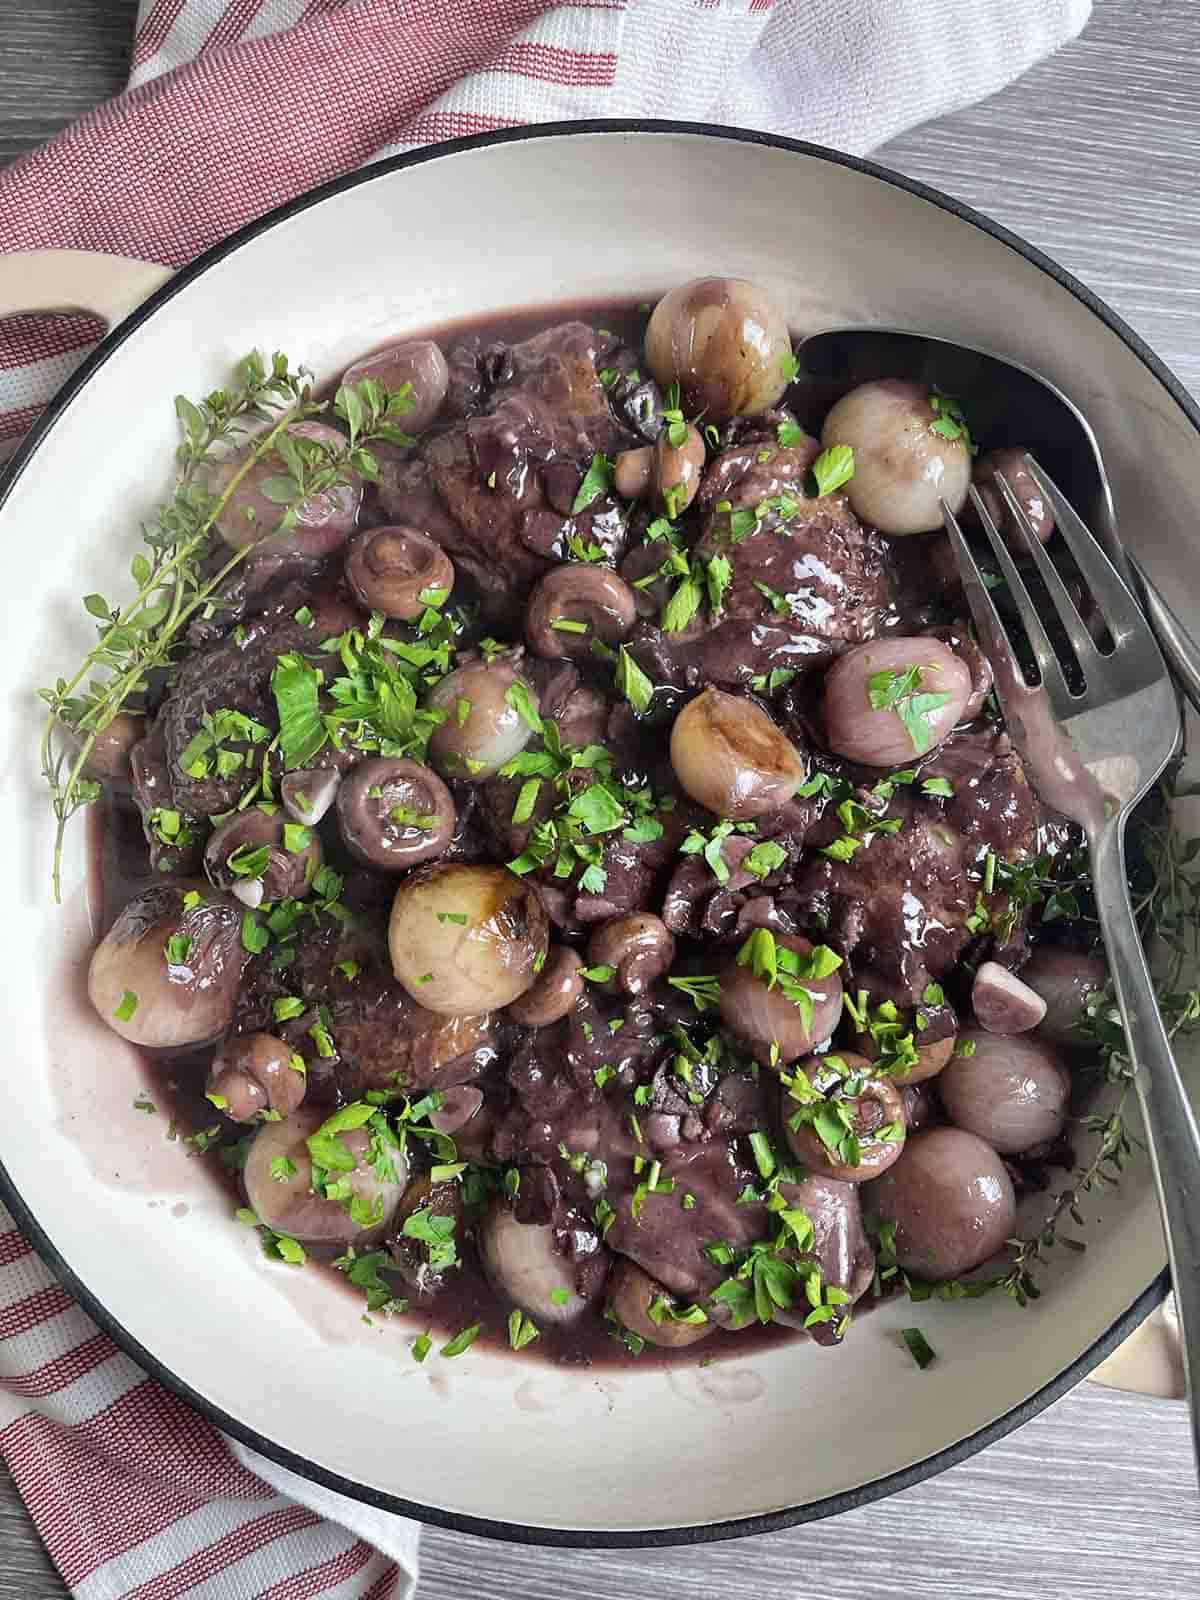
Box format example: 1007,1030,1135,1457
212,421,362,557
939,1028,1070,1154
645,277,792,421
426,656,538,780
866,1126,1016,1280
670,687,806,820
88,879,243,1049
478,1201,605,1324
718,934,843,1066
388,864,548,1015
1020,947,1109,1044
822,636,972,767
243,1106,407,1245
821,379,971,535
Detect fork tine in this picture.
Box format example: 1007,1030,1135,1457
940,499,1029,698
994,472,1105,677
1022,454,1147,647
965,485,1076,708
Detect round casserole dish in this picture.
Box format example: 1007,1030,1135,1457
0,122,1193,1544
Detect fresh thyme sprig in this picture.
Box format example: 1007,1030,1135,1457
1001,772,1200,1304
38,352,414,900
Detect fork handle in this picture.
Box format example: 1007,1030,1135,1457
1092,823,1200,1470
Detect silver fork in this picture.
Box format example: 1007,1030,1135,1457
942,457,1200,1475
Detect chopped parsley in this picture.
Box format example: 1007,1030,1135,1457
508,1310,540,1350
810,444,855,498
901,1327,937,1369
679,818,756,885
572,452,614,512
667,974,722,1013
867,664,952,756
736,928,842,1036
440,1323,482,1359
661,571,703,634
928,390,975,452
743,839,787,879
615,646,653,714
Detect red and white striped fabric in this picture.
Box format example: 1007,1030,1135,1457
0,1,1092,1593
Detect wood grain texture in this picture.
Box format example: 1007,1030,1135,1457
1,0,1199,1594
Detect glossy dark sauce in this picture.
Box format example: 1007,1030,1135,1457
87,297,1095,1373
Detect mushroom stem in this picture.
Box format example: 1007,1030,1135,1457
233,878,265,910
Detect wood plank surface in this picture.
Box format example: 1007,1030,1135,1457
1,0,1198,1594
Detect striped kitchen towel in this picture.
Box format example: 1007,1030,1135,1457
0,1,1092,1595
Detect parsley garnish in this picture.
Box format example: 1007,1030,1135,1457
615,646,653,714
743,840,787,879
441,1323,482,1358
928,390,975,452
867,664,952,755
901,1327,937,1369
508,1310,540,1350
572,453,614,512
661,572,703,634
810,444,855,497
667,974,722,1012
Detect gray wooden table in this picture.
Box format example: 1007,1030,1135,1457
1,0,1199,1594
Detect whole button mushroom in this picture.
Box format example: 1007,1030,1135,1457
389,863,549,1015
670,686,806,820
586,913,675,996
972,961,1048,1035
782,1052,906,1183
343,525,455,620
426,654,540,780
341,338,450,437
207,1032,306,1123
204,807,322,909
211,421,362,558
1020,946,1109,1044
718,933,844,1067
525,564,638,663
651,422,706,517
867,1126,1016,1281
821,637,973,767
607,1259,713,1350
645,277,793,421
613,446,653,501
939,1028,1071,1155
971,447,1055,550
821,379,972,536
506,946,585,1027
88,879,244,1049
856,1020,958,1084
335,756,456,872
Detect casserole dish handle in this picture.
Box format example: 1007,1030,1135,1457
0,249,173,327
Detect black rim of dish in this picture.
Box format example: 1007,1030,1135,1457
0,119,1184,1548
